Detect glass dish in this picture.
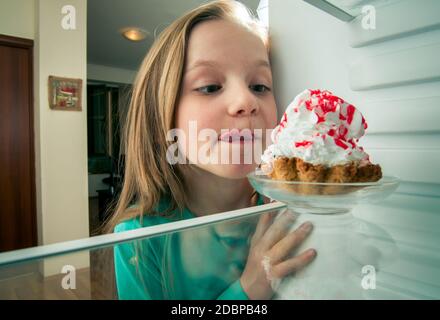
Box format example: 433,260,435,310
247,172,401,299
248,172,400,215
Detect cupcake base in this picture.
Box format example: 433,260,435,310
268,157,382,183
263,157,382,196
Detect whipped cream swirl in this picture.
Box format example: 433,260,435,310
262,89,371,167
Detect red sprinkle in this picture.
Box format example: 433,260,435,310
277,112,288,133
362,117,368,130
334,139,348,150
348,139,356,148
280,112,288,125
346,104,355,125
295,140,313,148
317,115,326,123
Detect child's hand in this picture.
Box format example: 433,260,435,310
240,209,316,300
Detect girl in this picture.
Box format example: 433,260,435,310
106,0,316,300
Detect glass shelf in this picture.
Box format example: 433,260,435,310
303,0,402,21
0,198,439,299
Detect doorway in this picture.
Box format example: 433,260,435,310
0,34,37,252
87,82,129,235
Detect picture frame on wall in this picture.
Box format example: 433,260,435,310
48,75,82,111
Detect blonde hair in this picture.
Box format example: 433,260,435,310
104,0,269,233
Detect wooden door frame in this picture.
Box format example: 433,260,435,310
0,34,38,248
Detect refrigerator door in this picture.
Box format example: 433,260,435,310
269,0,440,299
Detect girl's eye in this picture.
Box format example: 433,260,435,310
195,84,271,95
250,84,271,93
196,85,222,94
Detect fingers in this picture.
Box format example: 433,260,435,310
250,211,277,246
271,248,317,279
270,221,314,263
262,195,275,204
259,209,297,250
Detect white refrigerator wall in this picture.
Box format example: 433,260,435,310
269,0,440,298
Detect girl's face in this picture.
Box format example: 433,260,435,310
176,19,277,179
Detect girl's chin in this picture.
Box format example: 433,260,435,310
207,163,257,179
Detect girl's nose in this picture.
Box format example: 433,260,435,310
227,86,259,117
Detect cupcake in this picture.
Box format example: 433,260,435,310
261,89,382,186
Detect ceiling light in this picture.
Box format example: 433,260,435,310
120,27,149,42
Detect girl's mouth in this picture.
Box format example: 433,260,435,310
219,128,255,143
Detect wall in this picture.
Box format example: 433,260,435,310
269,0,440,298
87,63,136,84
0,0,35,39
34,0,90,277
0,0,90,277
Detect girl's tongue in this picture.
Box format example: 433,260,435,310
219,128,254,143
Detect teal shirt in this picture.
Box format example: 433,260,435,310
114,194,264,300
